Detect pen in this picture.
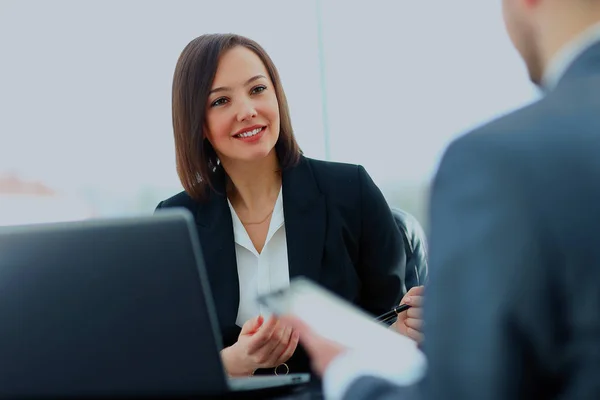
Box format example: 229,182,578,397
375,303,411,323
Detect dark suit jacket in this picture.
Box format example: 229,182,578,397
344,41,600,400
156,156,406,374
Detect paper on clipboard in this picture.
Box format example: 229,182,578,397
258,277,425,359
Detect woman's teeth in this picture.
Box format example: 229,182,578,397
236,127,262,138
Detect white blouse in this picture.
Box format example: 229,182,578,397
227,187,290,327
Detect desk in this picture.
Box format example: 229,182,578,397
269,379,324,399
202,379,323,400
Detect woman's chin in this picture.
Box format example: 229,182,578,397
224,149,277,165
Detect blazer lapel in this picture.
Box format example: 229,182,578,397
194,188,240,335
283,157,326,283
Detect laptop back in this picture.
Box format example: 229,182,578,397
0,209,229,398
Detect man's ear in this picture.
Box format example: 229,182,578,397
523,0,542,9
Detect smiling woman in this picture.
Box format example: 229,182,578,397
170,35,300,202
155,33,421,378
204,48,282,170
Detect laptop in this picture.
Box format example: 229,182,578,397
0,209,309,398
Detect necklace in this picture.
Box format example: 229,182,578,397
240,209,274,225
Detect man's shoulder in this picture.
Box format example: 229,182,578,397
457,89,598,154
448,95,578,162
438,92,600,202
459,100,546,146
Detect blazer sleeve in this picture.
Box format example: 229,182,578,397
356,165,406,316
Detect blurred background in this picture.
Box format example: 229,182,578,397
0,0,539,228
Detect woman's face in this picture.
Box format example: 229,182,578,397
205,46,280,165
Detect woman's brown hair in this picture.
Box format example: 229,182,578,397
171,33,301,202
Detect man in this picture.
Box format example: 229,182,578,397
284,0,600,398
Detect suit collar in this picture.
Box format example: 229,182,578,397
552,38,600,92
543,22,600,91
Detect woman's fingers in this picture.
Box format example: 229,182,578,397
275,329,299,365
406,327,424,343
405,317,423,331
246,316,279,354
405,295,424,308
406,306,422,319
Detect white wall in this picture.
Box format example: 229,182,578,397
0,0,539,224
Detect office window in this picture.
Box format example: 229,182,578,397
0,0,538,226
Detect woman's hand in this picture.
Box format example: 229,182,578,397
392,285,425,343
221,315,300,376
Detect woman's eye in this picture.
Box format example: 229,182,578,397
251,85,267,95
211,97,228,107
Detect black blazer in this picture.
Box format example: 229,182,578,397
156,156,406,373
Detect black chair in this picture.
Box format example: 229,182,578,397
391,207,428,290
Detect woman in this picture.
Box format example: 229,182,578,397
156,33,424,377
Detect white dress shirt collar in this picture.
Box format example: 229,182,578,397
228,187,290,327
542,21,600,91
228,187,285,257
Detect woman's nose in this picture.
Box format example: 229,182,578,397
236,99,257,122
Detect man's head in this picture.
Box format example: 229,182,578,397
501,0,600,85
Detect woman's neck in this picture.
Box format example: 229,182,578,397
223,151,281,213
